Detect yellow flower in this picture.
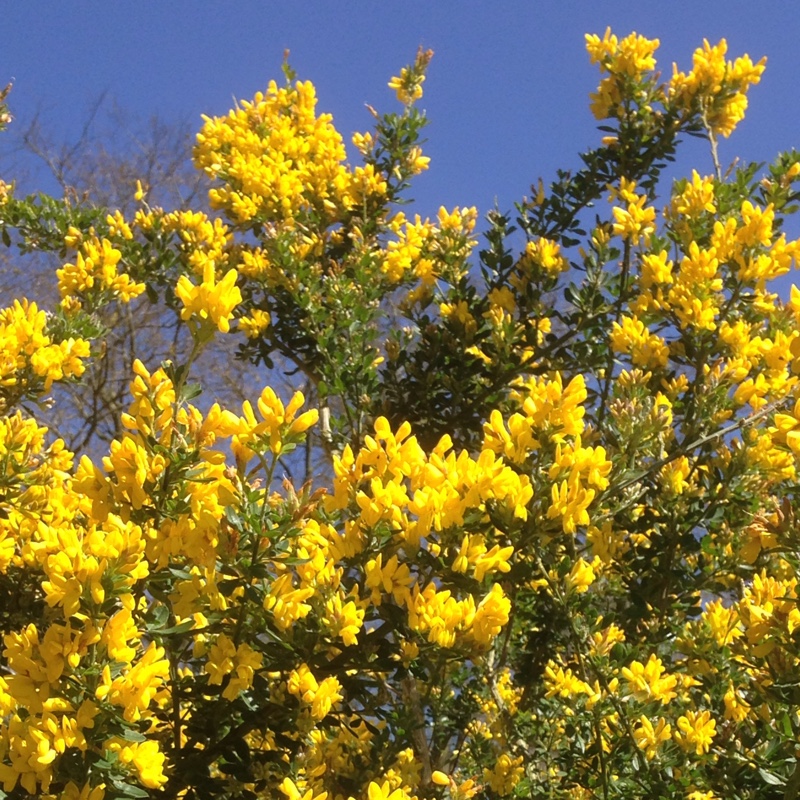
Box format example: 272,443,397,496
473,543,515,582
365,553,412,605
670,171,716,219
96,642,170,722
586,29,659,77
238,308,271,338
612,195,656,244
589,75,623,120
175,262,242,335
483,753,524,796
0,299,92,396
407,582,468,648
565,557,599,594
548,477,595,534
633,715,672,760
622,654,678,705
264,573,315,630
611,31,660,77
660,455,692,495
57,236,144,304
544,662,592,699
121,359,176,439
101,609,139,664
352,130,374,155
471,583,511,646
432,771,450,786
324,591,365,646
102,436,153,510
669,39,766,138
287,664,342,721
387,56,430,106
60,782,106,800
549,436,612,490
194,78,355,224
585,28,619,65
674,709,716,755
407,145,430,174
585,30,659,119
104,211,132,241
723,684,750,723
280,777,328,800
41,540,106,619
106,738,166,789
701,600,743,647
737,200,774,248
668,242,722,331
204,633,237,685
522,237,569,275
233,386,318,461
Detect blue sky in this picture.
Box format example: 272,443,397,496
2,1,799,224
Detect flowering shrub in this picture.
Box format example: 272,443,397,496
1,32,800,800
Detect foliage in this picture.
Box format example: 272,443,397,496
1,31,800,800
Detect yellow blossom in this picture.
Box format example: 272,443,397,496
633,715,672,760
674,709,716,755
565,557,600,594
175,262,242,335
622,654,678,705
612,195,656,244
483,753,524,796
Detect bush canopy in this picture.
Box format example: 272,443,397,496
1,29,800,800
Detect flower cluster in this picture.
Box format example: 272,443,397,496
0,299,90,406
670,38,766,137
194,79,383,226
58,234,144,306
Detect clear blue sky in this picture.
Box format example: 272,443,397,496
2,1,799,222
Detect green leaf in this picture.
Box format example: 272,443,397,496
158,618,196,636
110,778,150,798
146,603,169,630
119,727,148,743
181,381,203,403
759,768,785,787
